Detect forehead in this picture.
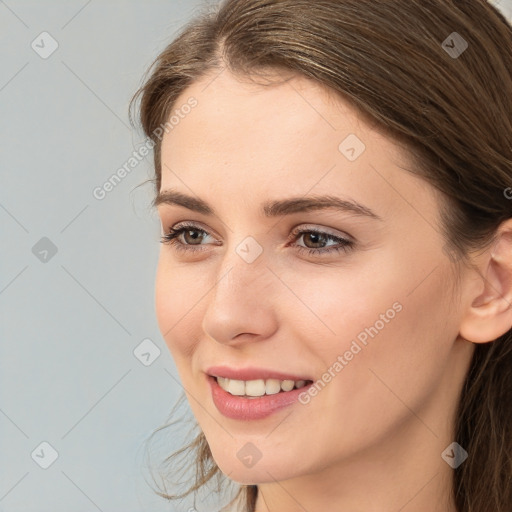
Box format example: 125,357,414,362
161,68,405,177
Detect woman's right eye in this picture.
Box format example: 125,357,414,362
160,223,213,254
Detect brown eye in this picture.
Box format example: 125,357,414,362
291,227,355,257
160,224,212,253
300,231,330,249
181,228,206,245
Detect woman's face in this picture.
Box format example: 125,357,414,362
155,69,474,484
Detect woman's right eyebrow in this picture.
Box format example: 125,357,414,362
154,189,383,222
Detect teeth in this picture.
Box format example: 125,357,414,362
227,378,245,396
216,377,309,397
265,379,281,395
281,379,295,392
245,379,266,397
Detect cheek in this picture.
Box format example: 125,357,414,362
289,254,453,399
318,262,454,424
155,256,199,359
278,264,400,364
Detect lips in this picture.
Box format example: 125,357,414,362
208,375,314,420
206,365,313,382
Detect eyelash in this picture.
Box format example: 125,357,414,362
160,222,355,257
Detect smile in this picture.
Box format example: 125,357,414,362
207,375,314,420
215,376,311,397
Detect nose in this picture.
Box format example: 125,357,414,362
201,243,279,346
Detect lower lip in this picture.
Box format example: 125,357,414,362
208,375,313,420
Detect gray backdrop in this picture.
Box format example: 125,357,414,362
2,1,512,511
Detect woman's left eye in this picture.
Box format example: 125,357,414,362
160,223,355,256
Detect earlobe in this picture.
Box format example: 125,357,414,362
459,220,512,344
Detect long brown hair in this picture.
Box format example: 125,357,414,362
129,1,512,510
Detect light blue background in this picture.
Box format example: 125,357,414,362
1,1,511,511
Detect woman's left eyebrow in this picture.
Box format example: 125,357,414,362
154,189,383,222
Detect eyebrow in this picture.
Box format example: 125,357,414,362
153,189,383,221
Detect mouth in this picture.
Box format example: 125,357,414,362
207,374,315,420
211,375,314,398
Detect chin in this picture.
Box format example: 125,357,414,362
219,466,285,485
211,449,299,485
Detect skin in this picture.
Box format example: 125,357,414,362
154,68,512,512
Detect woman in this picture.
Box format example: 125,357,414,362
130,1,512,510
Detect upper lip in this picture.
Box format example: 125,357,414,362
206,365,313,382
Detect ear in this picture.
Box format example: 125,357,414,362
459,219,512,344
